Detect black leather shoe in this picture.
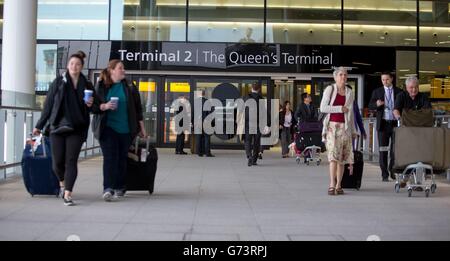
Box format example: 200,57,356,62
175,151,180,155
247,159,252,167
206,154,215,157
179,151,188,155
382,177,389,182
390,171,396,180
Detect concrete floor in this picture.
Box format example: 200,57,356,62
1,148,449,241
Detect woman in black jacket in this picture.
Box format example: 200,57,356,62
279,101,297,158
33,51,94,206
91,59,146,202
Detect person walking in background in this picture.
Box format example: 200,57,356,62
244,83,263,166
279,101,296,158
320,67,357,195
369,72,402,182
295,93,318,123
175,95,188,155
92,59,146,202
33,51,94,206
193,90,214,157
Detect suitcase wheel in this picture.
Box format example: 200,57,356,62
394,183,400,193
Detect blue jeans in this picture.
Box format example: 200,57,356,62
99,127,131,192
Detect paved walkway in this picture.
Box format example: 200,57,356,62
1,149,449,241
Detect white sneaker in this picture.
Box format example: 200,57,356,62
103,191,113,202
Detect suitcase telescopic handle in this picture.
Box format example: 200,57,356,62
29,133,46,158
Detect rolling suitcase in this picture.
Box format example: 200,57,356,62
341,139,364,190
21,135,59,197
126,137,158,195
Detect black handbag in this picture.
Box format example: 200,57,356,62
50,116,74,135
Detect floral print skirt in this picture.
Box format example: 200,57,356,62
325,122,354,165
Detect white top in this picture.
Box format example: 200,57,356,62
383,86,395,120
284,112,292,128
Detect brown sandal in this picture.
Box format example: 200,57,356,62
328,187,335,195
335,188,344,195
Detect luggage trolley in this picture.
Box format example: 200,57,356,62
296,145,322,165
394,162,437,197
392,119,442,198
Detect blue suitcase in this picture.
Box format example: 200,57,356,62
21,136,59,197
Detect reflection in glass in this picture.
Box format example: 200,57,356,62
344,0,418,46
35,44,57,93
419,1,450,47
37,0,109,40
188,0,264,42
112,0,186,41
267,0,341,44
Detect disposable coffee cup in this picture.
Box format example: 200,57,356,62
110,97,119,109
84,90,93,103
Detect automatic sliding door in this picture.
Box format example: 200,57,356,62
163,77,191,145
133,75,159,143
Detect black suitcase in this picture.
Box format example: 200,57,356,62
342,150,364,190
125,137,158,195
21,135,60,197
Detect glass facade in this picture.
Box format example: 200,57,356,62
37,0,109,40
188,0,264,43
267,0,341,44
344,0,418,46
419,0,450,47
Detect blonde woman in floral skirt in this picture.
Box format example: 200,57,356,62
320,67,357,195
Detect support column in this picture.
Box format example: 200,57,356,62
1,0,37,108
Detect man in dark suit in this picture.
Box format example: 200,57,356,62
193,90,214,157
295,92,318,123
175,95,188,155
369,72,403,182
244,83,263,166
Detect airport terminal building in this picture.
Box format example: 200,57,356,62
0,0,449,149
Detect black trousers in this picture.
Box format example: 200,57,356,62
378,120,397,179
49,133,84,192
99,127,132,192
245,133,261,161
175,133,185,153
195,134,211,155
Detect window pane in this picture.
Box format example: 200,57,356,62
35,44,57,92
188,0,264,43
37,0,109,40
396,51,416,89
419,51,450,114
112,0,186,41
267,0,341,44
419,1,450,47
344,0,418,46
0,2,3,39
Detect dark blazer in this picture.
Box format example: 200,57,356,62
91,79,143,141
279,109,297,137
244,92,263,135
35,73,94,140
368,86,403,131
294,103,318,123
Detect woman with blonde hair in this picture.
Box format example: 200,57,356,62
320,67,357,195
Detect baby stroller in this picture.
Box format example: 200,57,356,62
294,121,324,165
393,121,449,197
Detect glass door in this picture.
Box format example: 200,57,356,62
131,75,160,144
162,77,192,146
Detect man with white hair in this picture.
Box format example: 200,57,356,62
393,76,431,119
